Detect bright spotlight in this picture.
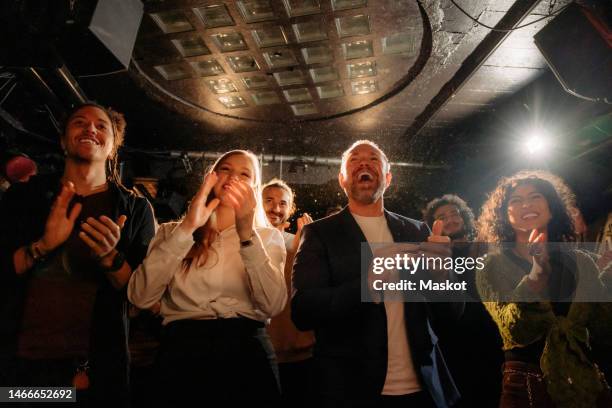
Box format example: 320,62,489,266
523,130,549,155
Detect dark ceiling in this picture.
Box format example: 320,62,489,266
1,0,611,223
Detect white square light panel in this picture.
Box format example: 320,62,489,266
154,63,191,80
237,1,276,23
150,10,193,34
335,14,370,38
193,5,234,28
171,37,211,57
211,32,248,52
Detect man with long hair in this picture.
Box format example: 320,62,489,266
0,103,156,406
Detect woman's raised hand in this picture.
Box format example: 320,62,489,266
224,178,257,241
180,172,220,234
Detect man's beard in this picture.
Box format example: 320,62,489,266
267,212,287,228
349,180,385,205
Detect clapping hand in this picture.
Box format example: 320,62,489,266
420,220,452,280
181,172,221,234
223,177,257,241
291,213,314,253
39,182,83,253
526,229,550,291
79,215,127,259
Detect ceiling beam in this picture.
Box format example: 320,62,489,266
403,0,543,139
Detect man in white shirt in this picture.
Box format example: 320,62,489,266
262,178,315,408
292,140,462,407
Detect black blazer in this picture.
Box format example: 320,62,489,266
291,207,462,407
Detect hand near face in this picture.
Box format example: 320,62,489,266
420,220,452,280
224,178,257,240
181,172,221,233
39,182,83,252
79,215,127,259
528,228,549,268
524,229,550,292
291,213,314,253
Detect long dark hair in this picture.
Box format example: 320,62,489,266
477,170,577,243
62,102,126,186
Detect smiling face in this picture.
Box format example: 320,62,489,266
262,186,293,228
507,183,552,234
433,204,465,239
62,106,114,163
339,143,391,205
212,153,256,207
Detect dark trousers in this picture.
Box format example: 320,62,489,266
279,358,313,408
155,318,280,406
380,391,436,408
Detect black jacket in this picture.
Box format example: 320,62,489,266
0,174,156,401
291,207,462,407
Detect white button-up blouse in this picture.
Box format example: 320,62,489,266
128,222,287,325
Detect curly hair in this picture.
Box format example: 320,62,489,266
62,102,126,185
476,170,577,243
423,194,476,240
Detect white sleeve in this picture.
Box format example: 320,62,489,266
128,222,194,309
240,228,287,317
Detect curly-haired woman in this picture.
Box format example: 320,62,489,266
476,170,612,408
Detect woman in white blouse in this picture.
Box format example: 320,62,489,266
128,150,287,405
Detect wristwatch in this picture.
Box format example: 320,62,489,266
101,251,126,273
240,233,254,248
27,241,48,263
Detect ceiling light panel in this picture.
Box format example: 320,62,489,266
309,66,339,83
291,103,318,116
154,64,191,81
263,49,299,68
237,0,276,23
335,14,370,38
347,61,376,79
292,20,328,43
226,55,260,72
218,95,248,108
316,83,345,99
150,10,193,34
206,78,238,94
252,26,288,48
351,79,378,94
242,76,270,89
211,32,248,52
382,32,419,56
251,91,282,105
283,0,321,17
274,70,307,86
193,5,234,28
190,60,225,77
342,40,373,59
301,46,334,65
171,37,211,57
283,88,312,103
331,0,367,11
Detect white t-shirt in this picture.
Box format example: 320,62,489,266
352,213,421,396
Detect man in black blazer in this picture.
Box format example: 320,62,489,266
291,140,462,407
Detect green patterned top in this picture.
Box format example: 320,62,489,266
477,249,612,408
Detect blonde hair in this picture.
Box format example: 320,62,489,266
182,150,268,270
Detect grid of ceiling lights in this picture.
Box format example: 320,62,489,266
150,0,416,117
